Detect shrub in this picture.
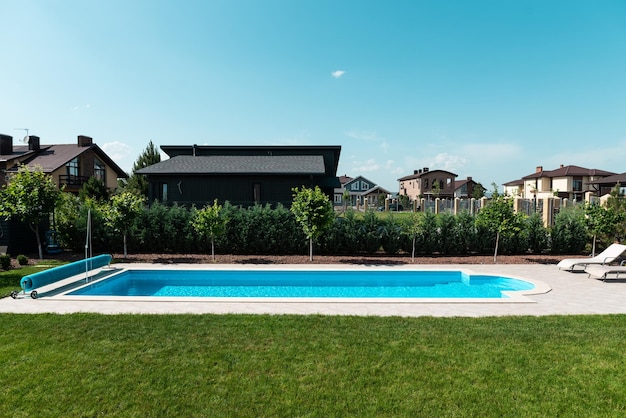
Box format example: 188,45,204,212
17,254,28,266
0,254,11,270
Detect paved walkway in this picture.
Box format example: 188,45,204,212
1,264,625,317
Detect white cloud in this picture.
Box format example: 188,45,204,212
344,130,380,141
351,158,398,174
101,141,134,172
429,153,468,174
331,70,346,78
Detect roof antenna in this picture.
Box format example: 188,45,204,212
14,128,29,143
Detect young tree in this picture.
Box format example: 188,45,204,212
125,141,161,197
405,212,423,261
472,183,486,199
190,199,228,261
0,165,61,259
475,185,524,263
342,189,350,212
290,186,335,261
79,177,109,202
105,192,145,258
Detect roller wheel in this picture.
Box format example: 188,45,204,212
10,290,18,299
30,291,38,299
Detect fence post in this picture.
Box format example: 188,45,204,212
364,198,368,212
470,198,476,215
480,197,488,211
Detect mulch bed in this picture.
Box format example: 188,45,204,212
20,251,567,266
107,253,564,266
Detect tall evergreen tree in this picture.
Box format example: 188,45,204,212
125,141,161,197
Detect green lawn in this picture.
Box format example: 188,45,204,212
0,260,66,298
1,314,625,416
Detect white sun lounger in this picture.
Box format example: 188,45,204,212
556,243,626,272
585,263,626,280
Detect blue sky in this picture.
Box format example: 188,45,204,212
2,0,625,192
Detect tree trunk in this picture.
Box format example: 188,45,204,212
493,231,500,263
412,235,416,262
29,223,43,260
309,238,313,262
211,237,215,262
592,234,597,257
123,232,128,259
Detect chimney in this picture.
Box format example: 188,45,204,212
78,135,93,147
467,176,472,181
413,170,418,175
536,166,543,173
423,167,429,173
560,164,564,168
28,135,40,151
0,134,13,155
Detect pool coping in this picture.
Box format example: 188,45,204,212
47,263,551,304
2,263,626,316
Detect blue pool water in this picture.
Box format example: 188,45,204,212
67,270,535,299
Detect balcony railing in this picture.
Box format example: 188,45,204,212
59,175,90,187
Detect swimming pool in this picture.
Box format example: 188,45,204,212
66,268,536,299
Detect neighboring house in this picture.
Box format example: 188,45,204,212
0,133,128,255
504,165,616,202
586,172,626,197
137,145,341,207
0,134,128,192
334,175,390,208
398,168,457,201
453,176,482,198
333,175,353,205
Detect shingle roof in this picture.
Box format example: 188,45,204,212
398,169,457,182
13,144,128,178
586,172,626,185
522,165,616,180
136,155,326,175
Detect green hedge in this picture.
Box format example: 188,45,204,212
54,201,588,256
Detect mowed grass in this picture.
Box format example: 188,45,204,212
0,260,66,298
1,314,625,416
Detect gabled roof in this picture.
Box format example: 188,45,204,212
360,185,391,195
454,178,478,189
12,144,128,178
338,175,353,185
522,165,615,180
344,175,376,188
586,172,626,185
398,169,457,182
136,155,326,175
0,145,36,162
503,179,524,186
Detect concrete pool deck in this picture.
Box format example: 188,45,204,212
1,263,625,317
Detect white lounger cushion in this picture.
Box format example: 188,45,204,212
557,243,626,271
585,264,626,280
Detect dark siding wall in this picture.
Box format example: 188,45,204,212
149,174,323,207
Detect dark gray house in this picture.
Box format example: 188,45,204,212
137,145,342,207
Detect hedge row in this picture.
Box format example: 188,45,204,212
54,201,590,256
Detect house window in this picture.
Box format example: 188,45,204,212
67,157,80,177
351,182,359,191
361,181,369,190
161,183,168,202
94,158,106,183
424,179,429,189
573,177,583,192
